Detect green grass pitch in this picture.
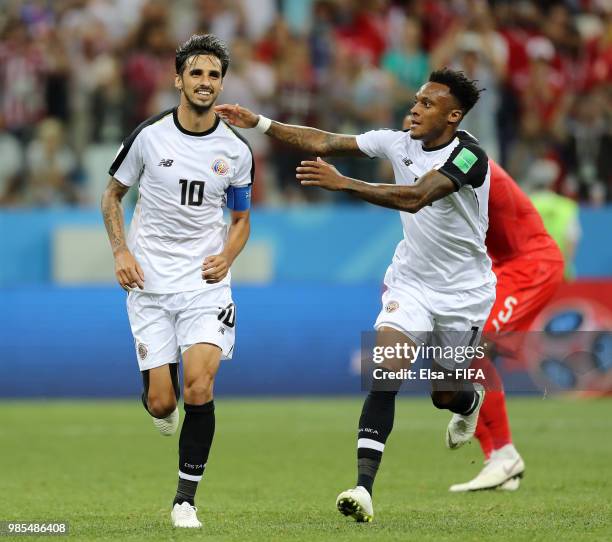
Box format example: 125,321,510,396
1,397,611,541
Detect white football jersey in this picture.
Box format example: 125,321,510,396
356,129,495,291
109,108,254,294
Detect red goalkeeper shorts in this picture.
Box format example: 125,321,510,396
485,258,565,334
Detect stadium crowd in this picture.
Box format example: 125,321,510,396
0,0,610,206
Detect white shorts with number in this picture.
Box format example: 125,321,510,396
126,286,236,371
374,266,495,370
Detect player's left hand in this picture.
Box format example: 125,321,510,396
202,254,230,283
296,157,348,191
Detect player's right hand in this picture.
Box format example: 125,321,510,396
214,103,259,128
113,247,145,290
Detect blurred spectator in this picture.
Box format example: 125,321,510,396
188,0,245,45
66,19,119,146
508,36,571,182
59,0,145,45
282,0,315,35
22,118,80,207
431,2,507,160
583,9,612,90
562,86,612,203
123,13,174,130
270,37,321,202
0,18,47,142
221,37,276,204
90,54,130,144
335,0,389,65
324,43,393,136
0,114,22,206
322,42,393,193
238,0,276,40
308,0,338,80
528,158,581,279
42,28,71,123
255,16,291,64
404,0,458,51
542,2,587,90
382,16,429,127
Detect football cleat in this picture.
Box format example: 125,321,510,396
171,501,202,528
336,486,374,522
153,406,179,436
449,444,525,492
499,475,522,491
446,384,485,449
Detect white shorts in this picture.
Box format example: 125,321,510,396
126,286,236,371
375,267,495,370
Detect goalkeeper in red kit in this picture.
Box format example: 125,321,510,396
450,160,564,492
449,158,564,491
402,115,565,491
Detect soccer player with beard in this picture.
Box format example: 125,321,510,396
101,35,254,528
217,70,496,522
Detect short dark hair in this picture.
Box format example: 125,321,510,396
175,34,230,76
428,69,483,115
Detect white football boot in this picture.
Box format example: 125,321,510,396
336,486,374,522
449,444,525,492
498,476,521,491
446,384,485,450
171,501,202,528
153,406,179,436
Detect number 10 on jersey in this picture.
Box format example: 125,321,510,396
179,179,205,206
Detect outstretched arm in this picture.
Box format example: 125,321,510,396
214,103,365,157
296,158,456,213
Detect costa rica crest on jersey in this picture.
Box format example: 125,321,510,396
212,158,230,176
385,301,400,313
137,342,148,360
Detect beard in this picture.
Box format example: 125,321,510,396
184,92,216,114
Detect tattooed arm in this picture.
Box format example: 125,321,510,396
296,158,456,213
214,103,365,157
266,122,363,156
101,177,145,290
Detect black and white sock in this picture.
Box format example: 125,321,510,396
356,390,397,496
174,401,215,506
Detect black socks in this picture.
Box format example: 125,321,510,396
356,390,398,495
431,383,479,415
174,400,215,506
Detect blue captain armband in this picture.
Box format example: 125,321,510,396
226,185,252,211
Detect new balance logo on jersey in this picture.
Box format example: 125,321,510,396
158,159,174,167
402,157,413,167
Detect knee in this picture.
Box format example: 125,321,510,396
147,392,177,418
431,390,454,410
184,373,215,404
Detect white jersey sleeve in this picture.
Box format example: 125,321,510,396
356,129,401,160
230,146,254,188
109,131,144,187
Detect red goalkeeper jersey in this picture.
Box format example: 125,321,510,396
486,160,562,265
